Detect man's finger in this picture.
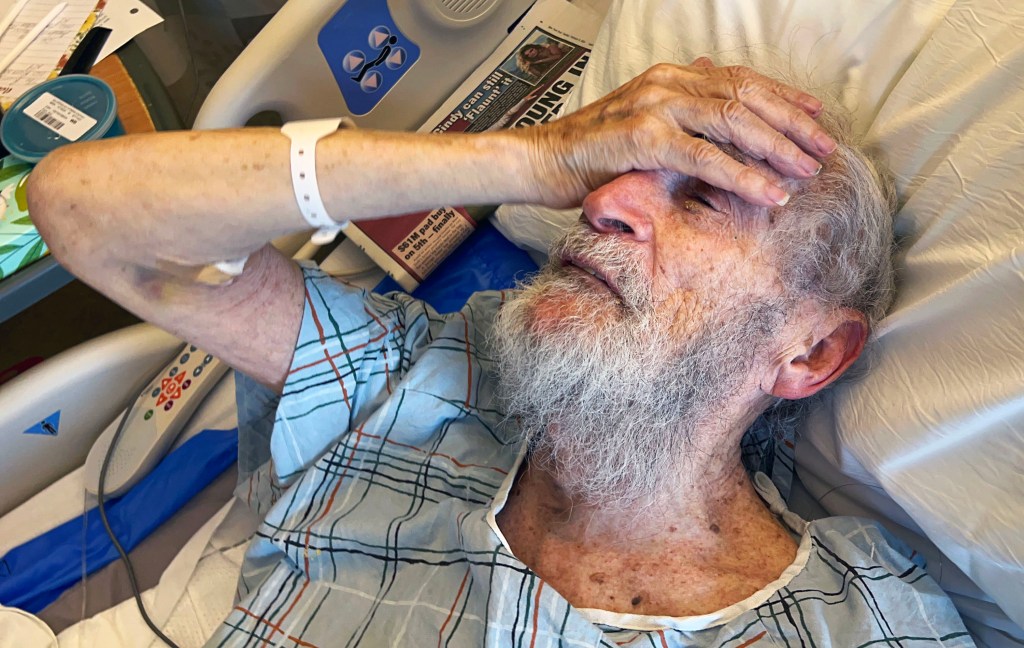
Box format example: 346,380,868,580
700,65,825,120
734,84,835,160
661,137,789,207
686,77,835,159
664,97,820,179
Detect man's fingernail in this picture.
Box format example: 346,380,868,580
816,133,837,155
768,185,790,206
803,97,823,115
802,158,823,176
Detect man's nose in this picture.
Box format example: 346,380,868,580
581,171,656,241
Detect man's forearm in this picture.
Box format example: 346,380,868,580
18,62,836,391
27,127,535,276
28,58,839,280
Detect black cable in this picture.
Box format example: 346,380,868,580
97,377,182,648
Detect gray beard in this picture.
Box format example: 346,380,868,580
489,223,783,511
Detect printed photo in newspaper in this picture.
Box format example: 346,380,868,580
433,28,590,135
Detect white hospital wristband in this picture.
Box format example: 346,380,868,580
281,118,350,243
213,118,350,277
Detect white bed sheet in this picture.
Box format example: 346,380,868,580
56,504,255,648
814,0,1024,634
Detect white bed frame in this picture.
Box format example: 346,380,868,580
0,324,181,517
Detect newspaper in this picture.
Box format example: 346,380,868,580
344,0,602,292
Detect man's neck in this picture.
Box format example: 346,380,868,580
512,444,759,545
495,418,799,617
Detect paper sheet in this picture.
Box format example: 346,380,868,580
93,0,162,63
0,0,101,106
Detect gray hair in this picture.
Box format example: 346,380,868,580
768,105,897,331
746,101,898,474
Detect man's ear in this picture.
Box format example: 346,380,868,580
767,309,868,400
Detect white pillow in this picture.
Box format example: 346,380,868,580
811,0,1024,638
494,0,1024,641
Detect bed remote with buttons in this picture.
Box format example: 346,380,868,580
84,344,229,498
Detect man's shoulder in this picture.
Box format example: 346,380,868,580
799,515,969,627
295,266,508,335
803,515,925,575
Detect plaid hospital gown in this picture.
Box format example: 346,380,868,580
209,264,973,647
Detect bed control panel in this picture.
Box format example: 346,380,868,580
83,344,229,498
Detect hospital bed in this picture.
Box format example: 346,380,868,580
2,0,1023,645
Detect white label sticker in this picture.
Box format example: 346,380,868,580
24,92,98,142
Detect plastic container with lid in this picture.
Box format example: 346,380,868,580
1,75,123,164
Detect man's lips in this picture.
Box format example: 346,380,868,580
560,254,621,296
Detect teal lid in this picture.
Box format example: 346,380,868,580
1,75,118,163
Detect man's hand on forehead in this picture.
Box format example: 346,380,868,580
520,58,836,209
695,138,803,221
685,57,835,172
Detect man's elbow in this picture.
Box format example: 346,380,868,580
27,146,105,272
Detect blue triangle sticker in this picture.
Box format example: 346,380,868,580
23,410,60,436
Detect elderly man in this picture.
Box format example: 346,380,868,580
29,62,970,646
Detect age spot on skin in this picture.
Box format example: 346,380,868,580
589,573,606,585
709,523,721,534
631,596,643,606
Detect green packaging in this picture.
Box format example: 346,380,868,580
0,156,43,281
